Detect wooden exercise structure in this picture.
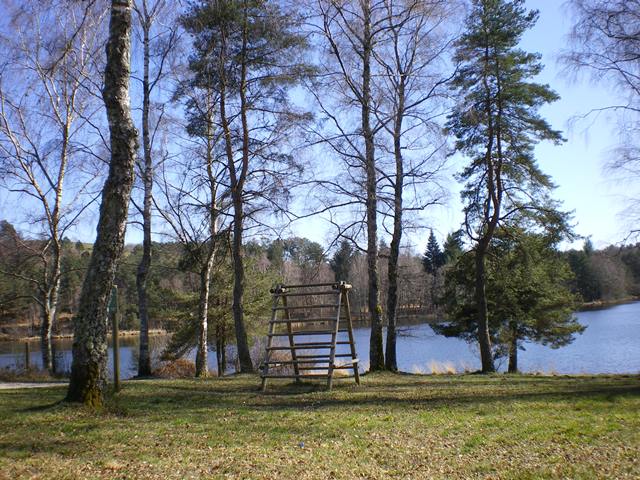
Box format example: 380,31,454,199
260,281,360,391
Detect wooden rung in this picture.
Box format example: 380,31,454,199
296,353,355,359
267,343,332,350
263,360,330,365
277,282,347,289
260,374,329,379
273,304,339,310
267,329,348,337
297,364,357,370
264,358,359,368
275,290,339,297
270,317,336,324
332,363,359,369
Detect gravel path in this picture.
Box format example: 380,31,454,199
0,382,67,390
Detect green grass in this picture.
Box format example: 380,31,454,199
1,373,639,479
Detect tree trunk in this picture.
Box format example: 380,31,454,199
41,237,62,374
474,246,495,373
228,8,254,374
508,321,518,373
40,300,54,374
66,0,138,407
195,253,214,377
385,78,405,373
136,13,153,378
231,200,253,373
361,0,384,371
216,324,226,377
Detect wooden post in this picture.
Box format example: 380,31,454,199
343,284,360,385
109,286,120,392
25,342,30,372
326,289,342,390
282,290,301,382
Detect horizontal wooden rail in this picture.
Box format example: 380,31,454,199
296,353,354,359
267,329,348,337
273,304,338,311
269,317,337,324
272,282,352,290
262,359,331,365
273,290,338,297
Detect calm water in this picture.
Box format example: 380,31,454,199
2,301,639,378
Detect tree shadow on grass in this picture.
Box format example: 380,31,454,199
20,398,66,412
111,373,640,416
247,382,640,411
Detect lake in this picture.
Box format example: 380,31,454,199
2,301,639,378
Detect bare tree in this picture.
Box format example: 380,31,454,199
373,0,453,371
0,0,106,373
132,0,181,377
310,0,388,370
66,0,138,406
563,0,640,238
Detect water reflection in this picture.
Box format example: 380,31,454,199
2,302,639,378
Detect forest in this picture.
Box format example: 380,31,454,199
0,0,638,407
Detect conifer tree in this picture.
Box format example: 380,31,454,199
443,230,464,264
435,227,583,373
446,0,565,372
330,240,355,282
181,0,311,372
422,230,445,275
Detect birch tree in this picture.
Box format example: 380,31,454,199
132,0,181,376
0,0,106,373
66,0,138,406
311,0,387,370
373,0,452,371
156,81,230,377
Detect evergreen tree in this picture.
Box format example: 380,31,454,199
442,230,465,264
422,230,445,274
435,227,583,372
422,230,445,309
330,240,355,282
181,0,311,373
446,0,566,372
566,248,602,302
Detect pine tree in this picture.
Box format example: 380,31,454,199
422,230,445,274
423,230,445,311
446,0,565,372
329,240,355,282
443,230,464,264
181,0,311,373
435,227,583,373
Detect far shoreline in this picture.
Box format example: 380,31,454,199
2,297,639,343
0,329,167,343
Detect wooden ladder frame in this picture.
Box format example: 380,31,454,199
260,282,360,391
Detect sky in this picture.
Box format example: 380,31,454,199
0,0,634,253
288,0,633,253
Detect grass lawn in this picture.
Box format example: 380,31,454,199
0,373,639,479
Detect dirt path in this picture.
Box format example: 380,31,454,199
0,382,67,390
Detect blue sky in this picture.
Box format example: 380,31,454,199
1,0,633,252
290,0,631,252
